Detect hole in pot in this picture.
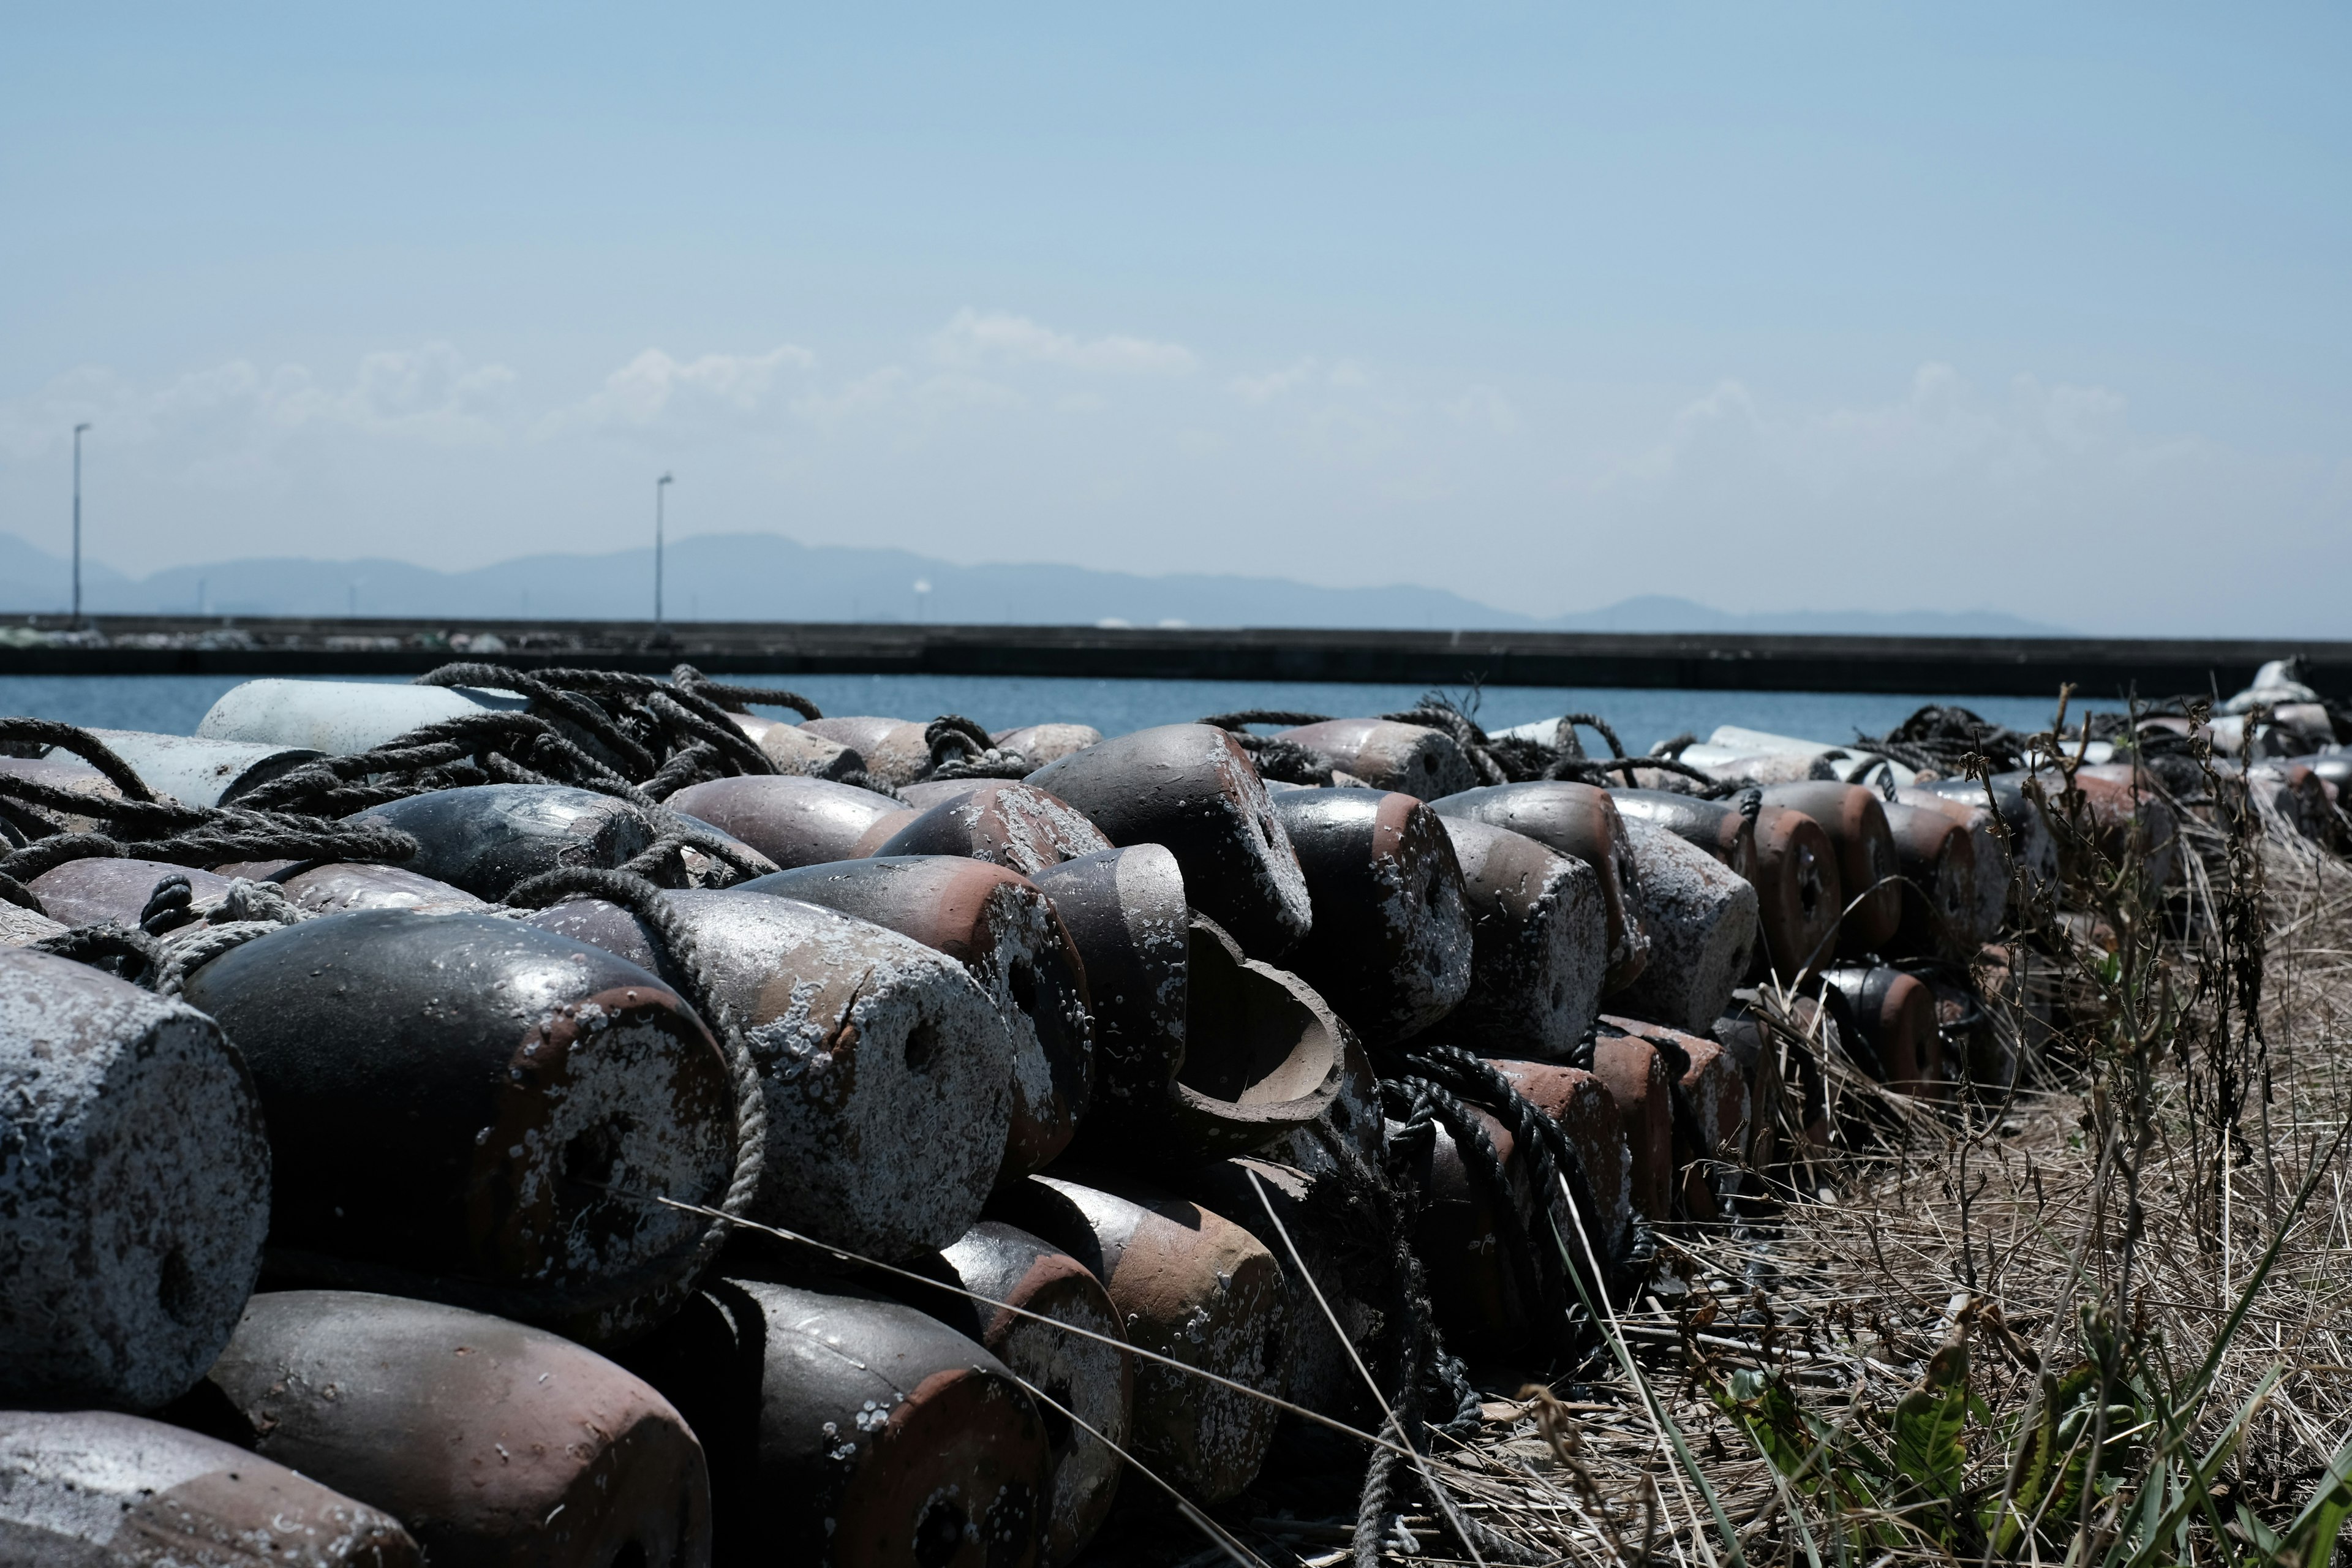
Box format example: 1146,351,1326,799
156,1245,199,1327
903,1019,940,1074
913,1497,967,1568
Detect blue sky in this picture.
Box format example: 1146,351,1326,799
3,4,2346,631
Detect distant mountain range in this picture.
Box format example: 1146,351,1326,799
0,530,2068,636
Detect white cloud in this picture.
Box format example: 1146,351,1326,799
0,344,518,465
1608,363,2149,499
932,309,1196,375
1229,358,1319,404
789,366,907,424
912,372,1027,412
1227,358,1382,405
543,344,816,433
1444,385,1520,435
3,334,2337,635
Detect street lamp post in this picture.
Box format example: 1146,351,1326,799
654,472,674,630
71,423,91,626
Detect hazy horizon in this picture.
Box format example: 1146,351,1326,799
0,527,2071,635
4,6,2346,636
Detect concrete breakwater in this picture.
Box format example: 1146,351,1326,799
0,659,2344,1566
7,612,2351,695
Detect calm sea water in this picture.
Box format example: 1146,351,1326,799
0,673,2086,752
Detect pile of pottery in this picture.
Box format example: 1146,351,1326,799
1,665,2326,1566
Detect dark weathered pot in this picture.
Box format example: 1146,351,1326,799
1612,788,1845,981
1880,800,1979,960
1430,781,1651,992
1269,789,1472,1045
799,717,933,787
619,1274,1052,1568
1487,1057,1632,1267
884,1222,1131,1567
665,775,912,870
1747,805,1844,980
524,890,1012,1264
1758,783,1902,957
1586,1031,1674,1223
738,858,1092,1180
1026,724,1312,958
1894,787,2009,946
729,713,867,780
1921,774,2056,908
0,1410,418,1566
0,949,270,1412
1599,1015,1752,1219
990,723,1102,767
273,862,490,916
180,910,736,1346
1028,846,1188,1125
29,856,235,927
873,782,1114,877
1611,819,1759,1034
2046,766,2183,888
1273,718,1478,799
1431,817,1607,1059
184,1289,710,1568
351,783,654,900
1820,963,1944,1097
990,1174,1286,1506
1169,1156,1394,1425
1382,1067,1627,1363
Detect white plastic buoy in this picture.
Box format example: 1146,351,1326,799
195,678,526,755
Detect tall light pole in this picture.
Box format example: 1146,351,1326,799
654,472,674,630
71,423,91,625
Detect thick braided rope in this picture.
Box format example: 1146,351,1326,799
230,709,763,889
0,718,162,802
1402,1046,1597,1208
669,666,823,721
1398,1075,1578,1351
924,715,1032,781
643,742,722,801
418,662,792,786
29,922,165,987
137,872,196,935
1353,1382,1414,1568
0,870,44,915
234,711,631,815
414,662,660,776
1553,712,1628,760
0,814,418,885
498,867,768,1265
155,880,309,997
1553,750,1739,794
0,771,207,835
1394,1041,1634,1348
1353,1119,1431,1568
1197,709,1335,731
643,689,773,778
1348,1098,1547,1568
1228,733,1336,786
0,831,123,884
